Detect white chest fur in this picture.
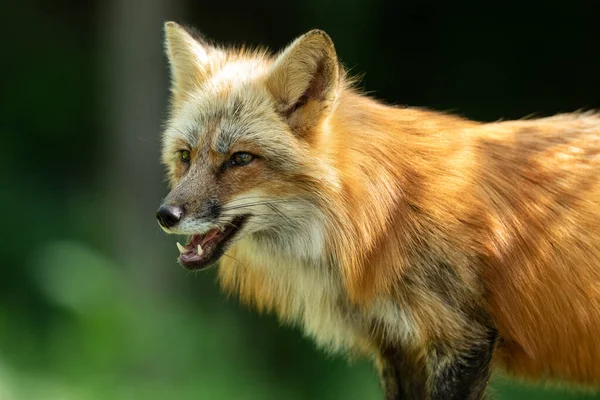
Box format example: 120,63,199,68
231,239,420,356
237,240,362,353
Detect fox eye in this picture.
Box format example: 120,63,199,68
178,150,191,163
230,152,254,166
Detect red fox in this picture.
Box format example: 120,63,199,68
156,21,600,399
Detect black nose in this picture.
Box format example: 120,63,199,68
156,205,184,228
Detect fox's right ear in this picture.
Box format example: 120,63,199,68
164,21,214,106
266,30,340,135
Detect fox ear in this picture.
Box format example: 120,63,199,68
164,21,213,103
266,30,340,132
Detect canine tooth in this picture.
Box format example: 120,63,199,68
197,244,203,255
176,242,186,253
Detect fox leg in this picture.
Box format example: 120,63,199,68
428,328,498,400
378,345,428,399
378,328,497,400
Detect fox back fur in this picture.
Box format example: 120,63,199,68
157,22,600,399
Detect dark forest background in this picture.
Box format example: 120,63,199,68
1,0,599,398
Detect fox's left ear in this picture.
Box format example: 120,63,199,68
267,30,340,133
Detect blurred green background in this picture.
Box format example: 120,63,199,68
1,0,599,399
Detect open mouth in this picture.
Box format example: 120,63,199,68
176,215,249,270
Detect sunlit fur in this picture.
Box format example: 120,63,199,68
160,21,600,392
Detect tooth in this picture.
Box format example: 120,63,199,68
197,244,203,255
176,242,186,253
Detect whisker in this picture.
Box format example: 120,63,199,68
221,198,305,211
266,203,294,225
222,253,243,267
226,198,305,204
220,204,292,212
221,220,241,230
218,212,295,218
225,195,289,202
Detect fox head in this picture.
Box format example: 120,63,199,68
156,22,344,270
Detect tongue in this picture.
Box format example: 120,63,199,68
199,229,221,247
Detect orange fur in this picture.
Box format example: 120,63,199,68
220,88,600,385
160,22,600,394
